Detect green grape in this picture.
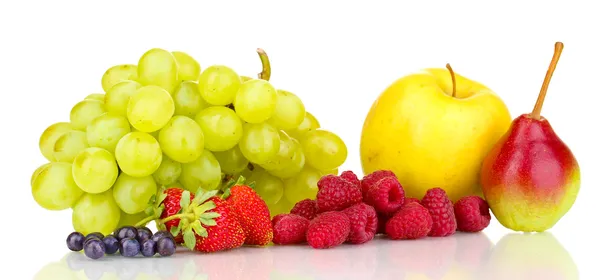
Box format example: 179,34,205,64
115,132,162,177
321,168,339,176
158,115,204,163
250,169,284,205
31,162,83,210
137,48,178,93
198,65,241,105
268,90,306,130
180,150,221,193
285,112,320,140
173,81,209,118
39,122,73,161
53,130,89,163
72,147,119,194
86,113,131,153
152,155,182,186
265,138,305,179
105,80,142,116
101,64,138,92
172,51,201,81
194,106,243,151
261,131,295,170
240,76,253,82
301,129,347,171
283,167,321,204
31,163,50,186
72,190,121,235
127,85,175,132
234,79,277,123
69,100,105,131
112,173,157,214
214,146,248,174
239,123,280,164
269,196,294,217
117,211,148,228
85,93,105,102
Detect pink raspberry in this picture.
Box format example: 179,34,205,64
272,214,310,245
385,202,433,240
365,176,405,215
454,196,491,232
340,170,361,189
421,188,457,237
306,212,350,249
290,199,317,220
316,175,362,213
360,170,396,196
341,203,378,244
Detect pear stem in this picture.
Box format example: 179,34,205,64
531,42,564,120
446,63,457,98
256,48,271,81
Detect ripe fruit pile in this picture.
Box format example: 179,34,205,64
66,228,176,259
272,170,492,249
31,48,347,235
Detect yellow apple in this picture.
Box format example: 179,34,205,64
360,66,511,201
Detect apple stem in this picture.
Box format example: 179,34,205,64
256,48,271,81
531,42,564,119
446,63,457,98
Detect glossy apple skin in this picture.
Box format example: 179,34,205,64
481,114,580,232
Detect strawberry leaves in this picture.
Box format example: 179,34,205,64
183,228,196,250
180,190,191,210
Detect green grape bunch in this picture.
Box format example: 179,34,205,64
31,47,348,235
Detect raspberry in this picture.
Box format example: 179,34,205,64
421,188,457,237
365,177,405,215
340,170,360,189
403,197,421,206
360,170,396,195
316,175,362,213
376,212,391,234
341,203,378,244
306,211,350,249
272,214,310,245
385,202,433,239
454,196,491,232
290,199,317,220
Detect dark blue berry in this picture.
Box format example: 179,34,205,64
102,235,120,254
157,237,176,257
120,238,140,257
117,226,137,240
66,232,85,251
83,238,105,259
136,227,153,243
84,236,101,247
151,231,174,243
140,239,156,257
85,232,104,240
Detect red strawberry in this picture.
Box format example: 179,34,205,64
159,188,195,243
225,183,274,246
193,196,246,252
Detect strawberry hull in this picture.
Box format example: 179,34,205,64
480,115,581,232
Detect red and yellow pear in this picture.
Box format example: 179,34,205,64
480,42,580,232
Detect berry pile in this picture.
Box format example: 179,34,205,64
66,227,176,259
31,47,347,236
272,170,492,249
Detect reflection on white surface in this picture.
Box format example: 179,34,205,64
33,232,578,280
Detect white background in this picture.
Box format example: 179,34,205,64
1,0,598,279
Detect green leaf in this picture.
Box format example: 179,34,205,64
183,228,196,250
193,189,219,205
191,220,208,237
170,224,181,237
194,187,205,199
194,201,216,214
199,217,217,226
147,194,157,205
199,212,221,219
248,181,256,189
180,191,191,210
157,192,167,206
144,205,155,217
221,188,231,199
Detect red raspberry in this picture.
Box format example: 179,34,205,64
365,177,405,215
272,214,310,245
341,203,378,244
340,170,360,189
316,175,362,213
360,170,396,195
306,211,350,249
290,199,317,220
376,212,391,234
454,196,491,232
421,188,457,237
385,202,433,239
404,197,421,206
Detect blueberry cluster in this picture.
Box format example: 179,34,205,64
66,226,177,259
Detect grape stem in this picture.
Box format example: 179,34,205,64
257,48,271,81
